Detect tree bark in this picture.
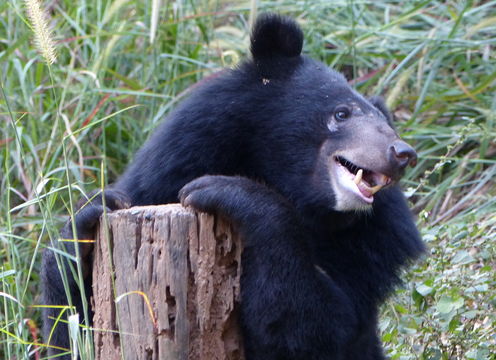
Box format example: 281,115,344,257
92,204,244,360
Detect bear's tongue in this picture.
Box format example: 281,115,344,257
353,169,390,198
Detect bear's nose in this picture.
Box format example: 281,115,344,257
389,140,417,169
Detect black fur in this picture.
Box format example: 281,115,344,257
251,13,303,78
42,13,424,360
251,13,303,58
368,95,394,125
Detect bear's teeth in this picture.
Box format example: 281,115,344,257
353,169,363,185
369,184,384,195
374,174,390,186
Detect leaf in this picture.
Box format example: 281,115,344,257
0,269,16,279
416,283,434,296
68,313,80,358
462,310,478,319
465,284,489,293
451,250,475,265
436,295,464,314
0,292,23,307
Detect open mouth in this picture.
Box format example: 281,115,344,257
334,156,391,204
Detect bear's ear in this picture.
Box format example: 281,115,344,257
368,96,394,125
250,13,303,60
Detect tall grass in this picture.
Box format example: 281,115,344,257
1,0,495,359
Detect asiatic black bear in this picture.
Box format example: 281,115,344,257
42,13,424,360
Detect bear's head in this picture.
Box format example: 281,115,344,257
245,14,417,213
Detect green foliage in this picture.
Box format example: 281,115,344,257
382,216,495,359
1,0,495,358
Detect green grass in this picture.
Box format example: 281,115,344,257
1,0,495,359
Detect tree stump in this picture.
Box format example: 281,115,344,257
92,204,244,360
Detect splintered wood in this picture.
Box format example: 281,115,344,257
92,204,244,360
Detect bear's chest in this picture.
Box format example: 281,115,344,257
312,236,393,307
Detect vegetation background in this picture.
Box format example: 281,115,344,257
0,0,495,359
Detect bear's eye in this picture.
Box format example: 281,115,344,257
334,106,351,121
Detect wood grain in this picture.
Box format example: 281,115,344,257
92,204,244,360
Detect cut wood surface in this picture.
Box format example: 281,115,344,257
92,204,244,360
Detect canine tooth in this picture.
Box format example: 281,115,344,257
354,169,363,185
379,174,389,185
369,184,384,195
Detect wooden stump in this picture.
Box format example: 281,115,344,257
92,204,244,360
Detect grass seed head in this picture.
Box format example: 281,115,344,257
25,0,57,65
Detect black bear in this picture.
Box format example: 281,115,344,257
42,13,424,360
